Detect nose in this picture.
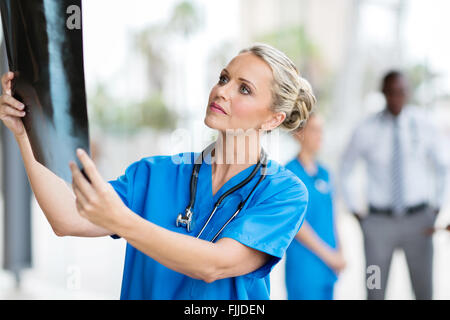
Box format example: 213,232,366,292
215,81,232,101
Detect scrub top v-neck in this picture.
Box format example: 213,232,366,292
108,151,308,300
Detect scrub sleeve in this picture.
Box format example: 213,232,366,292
108,159,147,239
218,181,309,278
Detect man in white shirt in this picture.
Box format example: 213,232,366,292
340,71,448,300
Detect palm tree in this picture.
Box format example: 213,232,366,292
165,0,204,119
168,0,203,38
255,25,330,111
133,25,168,92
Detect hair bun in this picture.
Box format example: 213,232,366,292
239,44,316,132
282,77,316,131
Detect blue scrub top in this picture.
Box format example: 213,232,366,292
284,158,338,289
108,151,308,300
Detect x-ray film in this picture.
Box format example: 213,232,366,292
0,0,90,182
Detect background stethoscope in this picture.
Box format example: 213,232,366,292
301,161,330,194
176,142,269,242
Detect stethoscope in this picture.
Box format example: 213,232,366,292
176,142,269,242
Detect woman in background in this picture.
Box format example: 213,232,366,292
284,113,346,300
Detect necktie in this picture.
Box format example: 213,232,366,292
392,117,404,215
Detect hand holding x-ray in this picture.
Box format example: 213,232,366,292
0,0,90,182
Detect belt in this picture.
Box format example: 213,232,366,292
369,202,429,216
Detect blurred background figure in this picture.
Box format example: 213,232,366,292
284,113,346,300
339,71,448,300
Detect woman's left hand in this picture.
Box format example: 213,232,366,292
69,148,128,231
324,250,347,275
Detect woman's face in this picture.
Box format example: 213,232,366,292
294,115,323,155
204,52,285,133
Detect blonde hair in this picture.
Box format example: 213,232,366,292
239,43,316,131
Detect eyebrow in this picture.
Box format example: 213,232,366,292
222,68,257,92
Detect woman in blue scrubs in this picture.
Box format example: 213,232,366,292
284,114,346,300
0,44,316,300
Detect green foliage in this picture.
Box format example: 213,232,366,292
88,85,177,136
137,93,177,131
254,25,332,116
406,64,437,92
133,25,168,92
168,0,203,37
255,25,320,72
405,63,442,106
89,0,204,135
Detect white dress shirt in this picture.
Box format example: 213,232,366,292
340,105,448,213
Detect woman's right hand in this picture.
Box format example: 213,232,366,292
0,72,27,137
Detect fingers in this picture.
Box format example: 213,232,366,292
1,94,24,111
76,149,104,188
70,161,95,199
1,105,26,118
1,72,14,95
72,183,89,214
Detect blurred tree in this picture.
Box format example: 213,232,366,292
133,25,168,92
89,83,134,135
88,0,207,135
406,63,441,107
89,84,177,136
166,0,204,123
138,92,177,131
255,26,319,74
255,25,332,115
89,83,117,131
168,0,203,38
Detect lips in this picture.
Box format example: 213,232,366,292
209,102,227,115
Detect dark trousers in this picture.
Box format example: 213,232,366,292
361,206,435,300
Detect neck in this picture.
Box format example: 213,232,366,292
386,106,403,117
213,130,261,166
211,130,262,180
298,149,316,172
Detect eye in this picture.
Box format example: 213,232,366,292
218,75,228,85
240,84,251,95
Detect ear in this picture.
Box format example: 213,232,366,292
261,111,286,132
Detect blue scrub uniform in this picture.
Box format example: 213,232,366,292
108,151,308,300
284,158,338,300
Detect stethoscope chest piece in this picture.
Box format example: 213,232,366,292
176,208,194,232
314,178,330,194
175,142,268,242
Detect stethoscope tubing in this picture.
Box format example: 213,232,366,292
209,164,267,242
178,142,268,242
196,149,267,239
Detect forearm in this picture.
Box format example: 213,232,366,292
15,133,107,236
116,209,228,282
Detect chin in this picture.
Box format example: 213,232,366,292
204,115,221,130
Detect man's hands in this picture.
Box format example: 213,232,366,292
352,212,364,223
432,207,440,216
